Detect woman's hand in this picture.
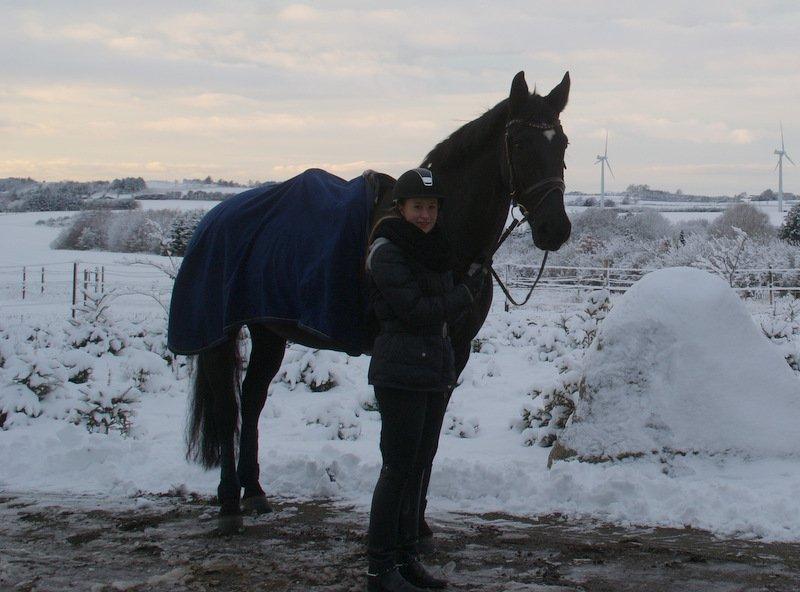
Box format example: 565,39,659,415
462,264,489,299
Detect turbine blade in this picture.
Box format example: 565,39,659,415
781,122,785,151
787,153,796,166
606,160,615,179
775,159,780,171
604,131,608,157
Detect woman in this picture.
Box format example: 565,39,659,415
365,168,485,592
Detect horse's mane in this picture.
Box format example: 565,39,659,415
421,99,508,171
421,92,546,171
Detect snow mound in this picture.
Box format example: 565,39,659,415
550,267,800,464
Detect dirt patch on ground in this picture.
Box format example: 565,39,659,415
1,492,798,591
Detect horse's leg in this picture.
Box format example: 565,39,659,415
238,324,286,514
193,337,242,533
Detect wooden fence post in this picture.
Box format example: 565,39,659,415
41,267,45,295
768,265,774,308
83,269,89,304
504,264,510,312
22,266,26,300
72,262,78,319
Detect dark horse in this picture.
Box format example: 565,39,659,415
181,71,571,532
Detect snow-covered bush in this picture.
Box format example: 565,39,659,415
570,208,622,241
514,353,583,447
275,347,347,392
472,310,537,353
357,390,379,412
619,209,672,241
303,401,362,441
75,379,140,436
68,292,127,356
761,297,800,373
710,203,774,241
0,306,177,431
535,324,569,362
514,290,612,447
565,289,612,348
444,414,480,438
52,209,192,255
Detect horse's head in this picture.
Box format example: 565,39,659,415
504,71,572,252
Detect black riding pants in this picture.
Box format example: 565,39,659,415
367,386,448,574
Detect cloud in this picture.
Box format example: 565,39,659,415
640,163,773,175
175,93,260,110
141,114,313,133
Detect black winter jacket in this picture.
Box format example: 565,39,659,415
366,238,473,392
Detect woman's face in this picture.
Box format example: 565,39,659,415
398,197,439,234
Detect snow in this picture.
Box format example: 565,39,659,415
4,211,800,542
135,199,221,212
565,199,793,226
554,267,800,462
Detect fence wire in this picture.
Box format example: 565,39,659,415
1,260,799,317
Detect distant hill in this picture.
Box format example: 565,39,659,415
0,176,275,212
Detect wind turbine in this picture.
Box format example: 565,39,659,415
595,131,614,207
775,122,795,213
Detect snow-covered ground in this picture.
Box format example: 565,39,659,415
565,197,793,226
2,209,800,543
136,199,220,212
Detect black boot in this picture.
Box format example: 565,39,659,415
367,567,428,592
398,559,447,589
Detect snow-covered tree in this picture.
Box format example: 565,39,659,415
696,227,754,287
75,378,140,436
779,203,800,246
68,291,127,357
709,203,774,241
165,210,204,256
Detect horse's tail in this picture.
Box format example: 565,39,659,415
186,335,242,469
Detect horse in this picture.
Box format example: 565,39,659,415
174,71,572,532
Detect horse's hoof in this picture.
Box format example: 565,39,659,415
217,512,244,535
242,495,273,515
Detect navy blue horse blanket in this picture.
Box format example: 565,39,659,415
167,169,374,356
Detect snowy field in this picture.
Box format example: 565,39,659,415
566,198,793,226
2,205,800,544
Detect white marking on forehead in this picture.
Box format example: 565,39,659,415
543,129,556,141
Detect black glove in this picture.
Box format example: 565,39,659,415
462,264,489,299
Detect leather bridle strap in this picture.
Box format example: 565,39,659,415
490,251,548,307
475,119,565,306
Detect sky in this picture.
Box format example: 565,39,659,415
1,0,799,195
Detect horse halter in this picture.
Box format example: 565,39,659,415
504,117,566,222
481,118,567,306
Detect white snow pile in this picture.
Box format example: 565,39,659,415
551,267,800,465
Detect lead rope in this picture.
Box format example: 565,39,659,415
490,251,548,307
479,181,564,307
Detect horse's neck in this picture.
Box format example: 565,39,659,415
438,146,510,277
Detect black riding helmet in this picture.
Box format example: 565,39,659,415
392,168,447,204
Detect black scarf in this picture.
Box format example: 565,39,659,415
372,217,453,273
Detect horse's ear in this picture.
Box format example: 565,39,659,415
544,71,570,113
509,71,529,113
